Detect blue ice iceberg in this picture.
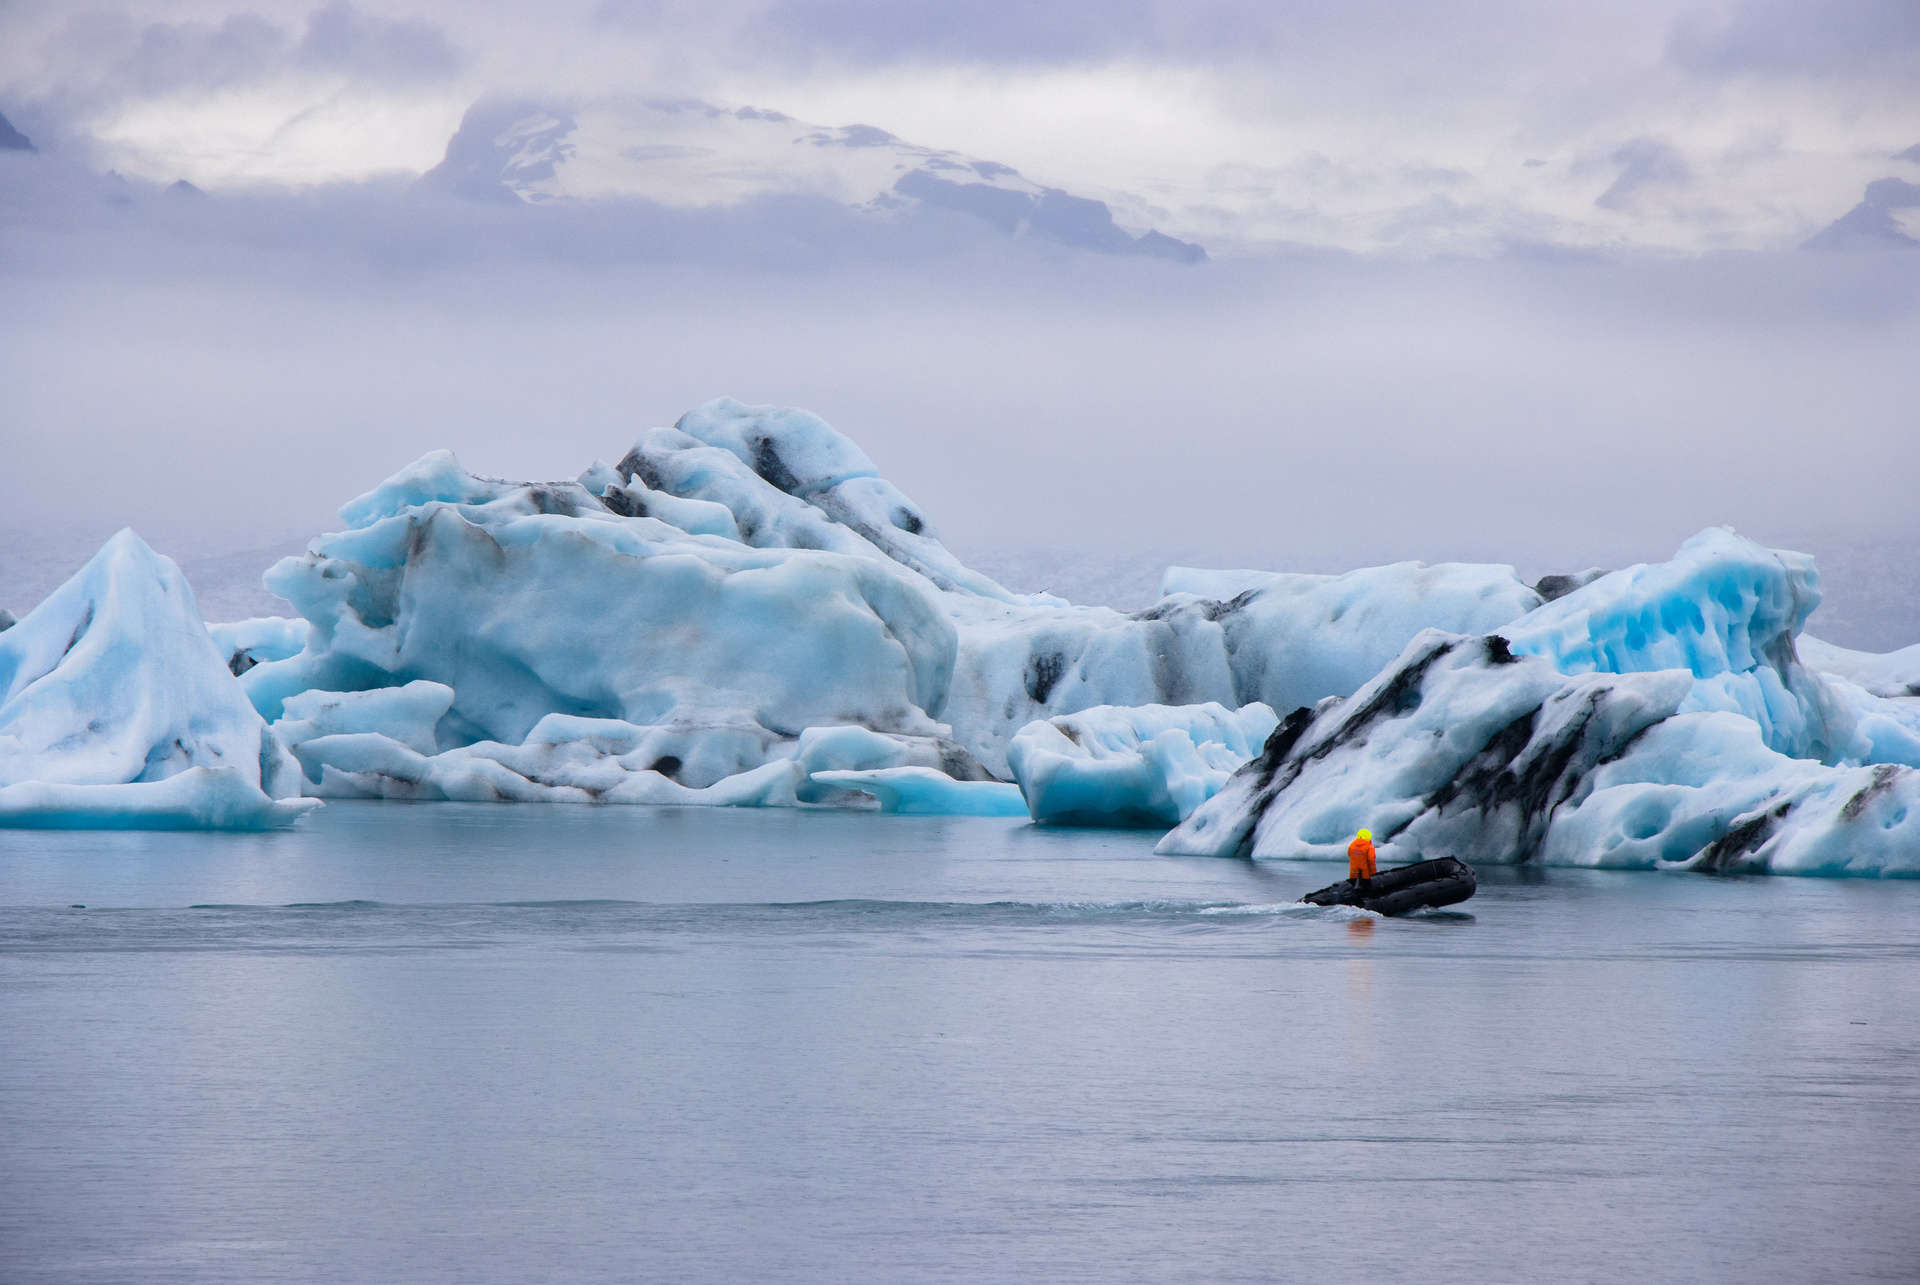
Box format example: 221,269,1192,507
241,398,1532,808
1008,701,1278,826
15,402,1919,868
0,530,317,829
1160,525,1920,875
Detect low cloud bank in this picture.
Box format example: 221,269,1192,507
3,154,1917,645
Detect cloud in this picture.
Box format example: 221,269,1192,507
294,2,461,84
597,0,1251,66
4,150,1918,597
34,2,460,109
4,1,1910,255
1668,0,1920,83
1595,138,1691,211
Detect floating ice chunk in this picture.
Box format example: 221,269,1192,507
0,530,312,829
276,681,458,777
1008,701,1279,826
810,767,1028,815
0,767,318,829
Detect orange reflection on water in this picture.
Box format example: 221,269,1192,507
1346,914,1374,1069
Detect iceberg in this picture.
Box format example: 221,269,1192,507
1008,701,1279,826
1160,626,1920,876
246,398,1538,806
1161,528,1920,875
14,402,1910,868
0,530,317,829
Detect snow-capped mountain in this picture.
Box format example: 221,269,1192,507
1804,177,1920,251
423,96,1206,263
1804,147,1920,251
0,109,34,153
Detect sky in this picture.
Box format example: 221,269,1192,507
2,1,1918,637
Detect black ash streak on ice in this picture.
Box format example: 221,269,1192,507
1163,583,1920,876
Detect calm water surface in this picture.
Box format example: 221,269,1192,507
3,803,1917,1284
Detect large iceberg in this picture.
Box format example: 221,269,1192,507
0,530,317,829
1159,530,1920,876
243,398,1539,805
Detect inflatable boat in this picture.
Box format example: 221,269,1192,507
1301,857,1477,916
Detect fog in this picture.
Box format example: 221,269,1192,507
3,156,1918,643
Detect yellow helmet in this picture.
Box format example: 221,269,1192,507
1357,828,1373,842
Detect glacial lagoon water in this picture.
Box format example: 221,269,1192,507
3,803,1918,1284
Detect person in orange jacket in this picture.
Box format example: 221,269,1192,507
1348,828,1377,889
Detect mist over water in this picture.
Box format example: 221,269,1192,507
4,184,1916,645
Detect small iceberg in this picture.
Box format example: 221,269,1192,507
0,530,317,829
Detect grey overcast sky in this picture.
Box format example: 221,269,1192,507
2,0,1918,629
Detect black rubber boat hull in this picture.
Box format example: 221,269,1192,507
1301,857,1477,916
